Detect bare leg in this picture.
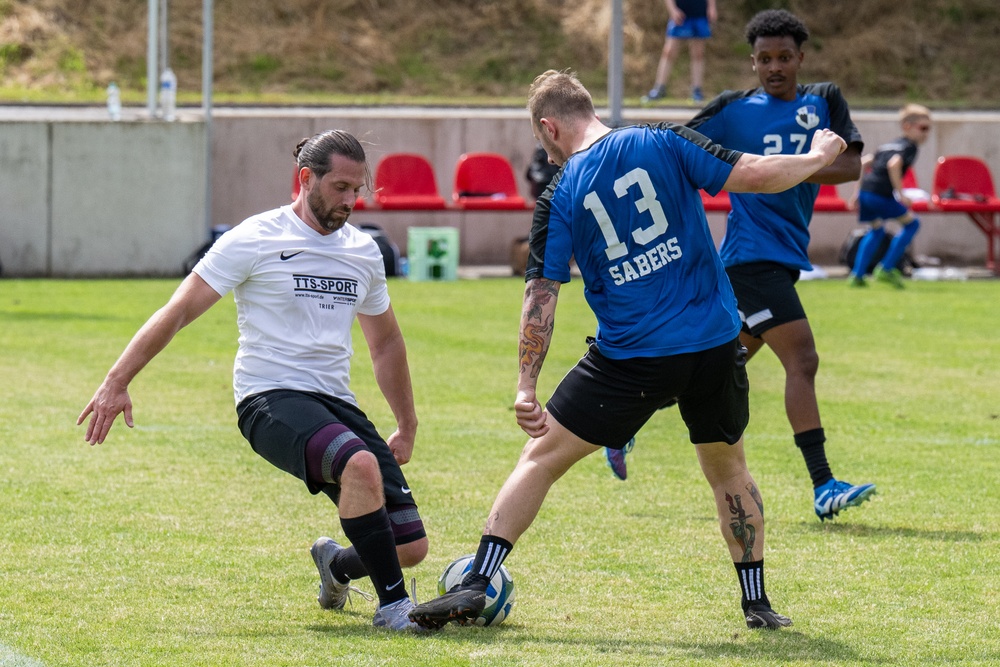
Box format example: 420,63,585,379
689,39,706,90
483,417,600,543
338,451,386,518
696,438,765,563
758,319,822,433
653,38,685,89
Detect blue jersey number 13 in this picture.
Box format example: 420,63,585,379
583,167,670,260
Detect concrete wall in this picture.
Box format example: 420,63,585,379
1,113,206,277
1,106,997,276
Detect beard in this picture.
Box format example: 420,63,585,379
307,188,351,232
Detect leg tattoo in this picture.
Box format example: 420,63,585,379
726,492,757,563
746,482,764,515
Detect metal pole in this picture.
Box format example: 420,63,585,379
146,0,157,115
203,0,214,230
159,0,169,72
608,0,624,127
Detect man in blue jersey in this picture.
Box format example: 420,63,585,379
686,9,876,522
409,69,846,631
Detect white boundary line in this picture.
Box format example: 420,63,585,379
0,643,45,667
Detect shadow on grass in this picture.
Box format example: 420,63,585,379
308,621,867,663
805,521,987,542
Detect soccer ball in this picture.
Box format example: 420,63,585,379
438,554,515,627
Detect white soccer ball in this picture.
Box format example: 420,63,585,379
438,554,515,626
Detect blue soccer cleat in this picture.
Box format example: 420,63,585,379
605,437,635,481
813,478,877,521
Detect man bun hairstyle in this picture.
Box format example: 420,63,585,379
745,9,810,48
293,130,370,185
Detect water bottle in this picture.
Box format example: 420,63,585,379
106,82,122,121
159,68,177,121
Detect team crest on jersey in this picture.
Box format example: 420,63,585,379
795,105,820,130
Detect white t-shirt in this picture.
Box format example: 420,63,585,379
193,205,389,406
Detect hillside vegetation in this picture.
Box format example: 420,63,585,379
1,0,998,107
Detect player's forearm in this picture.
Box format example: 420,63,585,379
370,333,418,437
725,152,832,193
103,303,190,389
517,278,559,392
804,147,862,185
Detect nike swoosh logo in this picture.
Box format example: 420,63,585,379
401,486,412,494
385,578,404,591
280,250,304,261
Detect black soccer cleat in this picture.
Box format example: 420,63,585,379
407,587,486,630
745,602,793,630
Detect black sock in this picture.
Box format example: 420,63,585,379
735,560,770,612
461,535,513,591
341,508,407,606
330,545,367,584
795,428,833,488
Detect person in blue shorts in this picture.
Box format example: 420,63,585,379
686,9,877,521
848,104,933,288
409,69,847,631
642,0,717,104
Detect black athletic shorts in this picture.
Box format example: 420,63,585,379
236,389,425,544
725,261,807,337
546,338,749,448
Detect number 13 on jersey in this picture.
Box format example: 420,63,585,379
583,167,683,286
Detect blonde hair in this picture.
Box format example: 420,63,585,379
899,103,931,125
526,69,595,129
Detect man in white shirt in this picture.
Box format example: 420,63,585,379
79,130,427,631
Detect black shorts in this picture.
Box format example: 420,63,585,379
236,389,425,544
546,338,749,448
725,262,807,337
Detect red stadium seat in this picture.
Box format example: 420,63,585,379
452,152,529,210
699,189,731,212
813,184,849,212
930,155,1000,273
901,168,929,212
931,156,1000,209
373,153,447,210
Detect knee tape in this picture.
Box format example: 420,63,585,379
305,423,369,486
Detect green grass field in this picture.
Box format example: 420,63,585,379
1,276,997,667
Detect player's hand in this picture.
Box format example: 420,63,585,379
77,381,133,445
809,129,847,165
386,429,415,465
669,8,686,24
514,388,548,438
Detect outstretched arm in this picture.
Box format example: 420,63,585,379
77,272,223,445
805,143,863,185
359,305,417,465
724,128,847,194
515,278,560,438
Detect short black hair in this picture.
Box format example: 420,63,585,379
745,9,809,48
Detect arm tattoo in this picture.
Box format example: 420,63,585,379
519,279,559,379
